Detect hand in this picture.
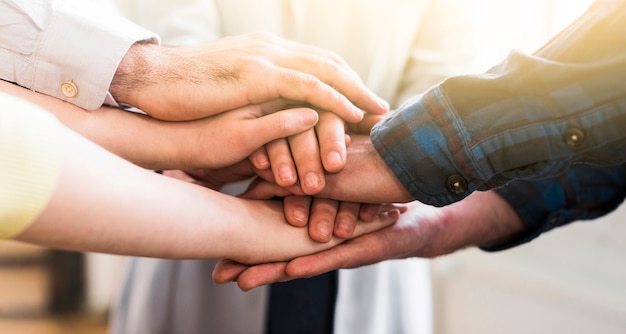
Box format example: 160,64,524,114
1,80,321,171
159,169,403,264
249,113,385,195
212,191,525,290
111,32,388,122
243,135,414,203
160,100,326,171
281,196,385,243
161,160,256,191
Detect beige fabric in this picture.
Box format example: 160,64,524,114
0,92,65,239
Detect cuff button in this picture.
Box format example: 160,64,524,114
61,81,79,98
446,174,468,195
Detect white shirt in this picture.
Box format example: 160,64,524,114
0,0,157,110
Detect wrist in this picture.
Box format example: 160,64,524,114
431,191,525,255
110,42,161,112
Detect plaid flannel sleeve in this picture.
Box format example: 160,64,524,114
371,0,626,207
483,163,626,251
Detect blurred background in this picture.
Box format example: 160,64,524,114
3,0,624,333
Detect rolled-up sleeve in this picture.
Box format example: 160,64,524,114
483,163,626,251
0,0,158,110
371,0,626,207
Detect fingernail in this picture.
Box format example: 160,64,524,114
353,106,365,120
304,172,321,191
302,110,319,126
293,206,307,223
278,164,294,183
254,154,269,169
378,97,390,112
316,220,332,239
335,218,353,238
326,151,343,170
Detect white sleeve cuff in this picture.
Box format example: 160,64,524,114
5,1,159,110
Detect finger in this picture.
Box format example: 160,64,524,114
212,259,250,284
288,129,325,195
316,112,347,173
253,34,389,118
162,170,195,182
333,202,361,239
346,114,386,134
236,262,291,291
246,107,319,149
229,208,403,289
239,178,303,200
270,52,389,119
287,210,401,278
308,198,339,243
252,164,278,184
359,203,383,222
283,196,312,227
249,146,271,170
266,138,298,187
352,205,400,235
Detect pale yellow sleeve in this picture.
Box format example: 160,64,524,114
0,92,66,239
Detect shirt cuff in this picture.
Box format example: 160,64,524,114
370,92,474,207
30,2,158,110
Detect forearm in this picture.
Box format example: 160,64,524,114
0,80,178,170
109,41,241,121
15,122,394,262
14,127,230,258
423,191,526,257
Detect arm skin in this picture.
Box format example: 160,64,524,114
250,113,385,195
212,191,525,290
110,32,389,122
2,80,362,198
108,33,392,191
242,135,408,242
0,80,318,171
13,110,400,263
2,80,394,249
243,135,414,204
164,171,386,243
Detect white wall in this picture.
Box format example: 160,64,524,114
432,203,626,334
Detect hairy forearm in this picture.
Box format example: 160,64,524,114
109,42,236,121
431,191,526,256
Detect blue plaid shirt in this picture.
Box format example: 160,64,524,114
487,164,626,250
371,0,626,207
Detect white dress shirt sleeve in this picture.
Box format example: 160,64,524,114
0,0,158,110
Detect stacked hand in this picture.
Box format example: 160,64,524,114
212,191,525,290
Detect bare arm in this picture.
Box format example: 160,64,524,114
0,80,318,171
13,112,399,263
243,135,414,204
110,33,388,122
213,191,525,290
